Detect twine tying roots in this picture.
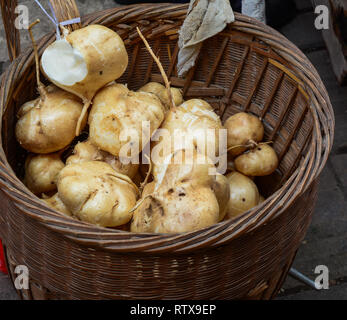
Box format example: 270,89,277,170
34,0,81,40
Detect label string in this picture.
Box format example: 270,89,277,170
34,0,81,40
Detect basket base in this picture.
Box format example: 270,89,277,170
2,239,297,300
1,180,318,300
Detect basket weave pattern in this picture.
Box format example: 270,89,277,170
0,2,334,299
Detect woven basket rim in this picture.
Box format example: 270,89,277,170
0,4,334,254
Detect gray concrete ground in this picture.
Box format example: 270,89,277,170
0,0,346,300
277,0,347,299
0,274,18,300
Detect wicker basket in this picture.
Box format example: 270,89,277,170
0,1,334,300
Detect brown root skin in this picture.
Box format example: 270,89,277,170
62,25,128,101
16,99,39,119
129,180,156,215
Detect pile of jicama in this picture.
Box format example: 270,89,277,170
16,21,278,234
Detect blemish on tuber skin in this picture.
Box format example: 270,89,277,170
234,143,278,177
130,150,228,233
225,172,260,220
88,83,165,158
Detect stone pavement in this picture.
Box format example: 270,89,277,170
0,0,346,300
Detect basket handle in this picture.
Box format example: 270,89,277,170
0,0,81,62
48,0,81,32
0,0,21,62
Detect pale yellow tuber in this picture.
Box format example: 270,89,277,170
16,85,87,154
88,83,166,158
234,144,278,176
66,140,139,179
57,161,138,227
225,171,260,220
138,82,183,111
41,25,128,135
16,21,86,154
24,153,64,195
225,112,264,157
131,150,227,233
43,193,72,216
